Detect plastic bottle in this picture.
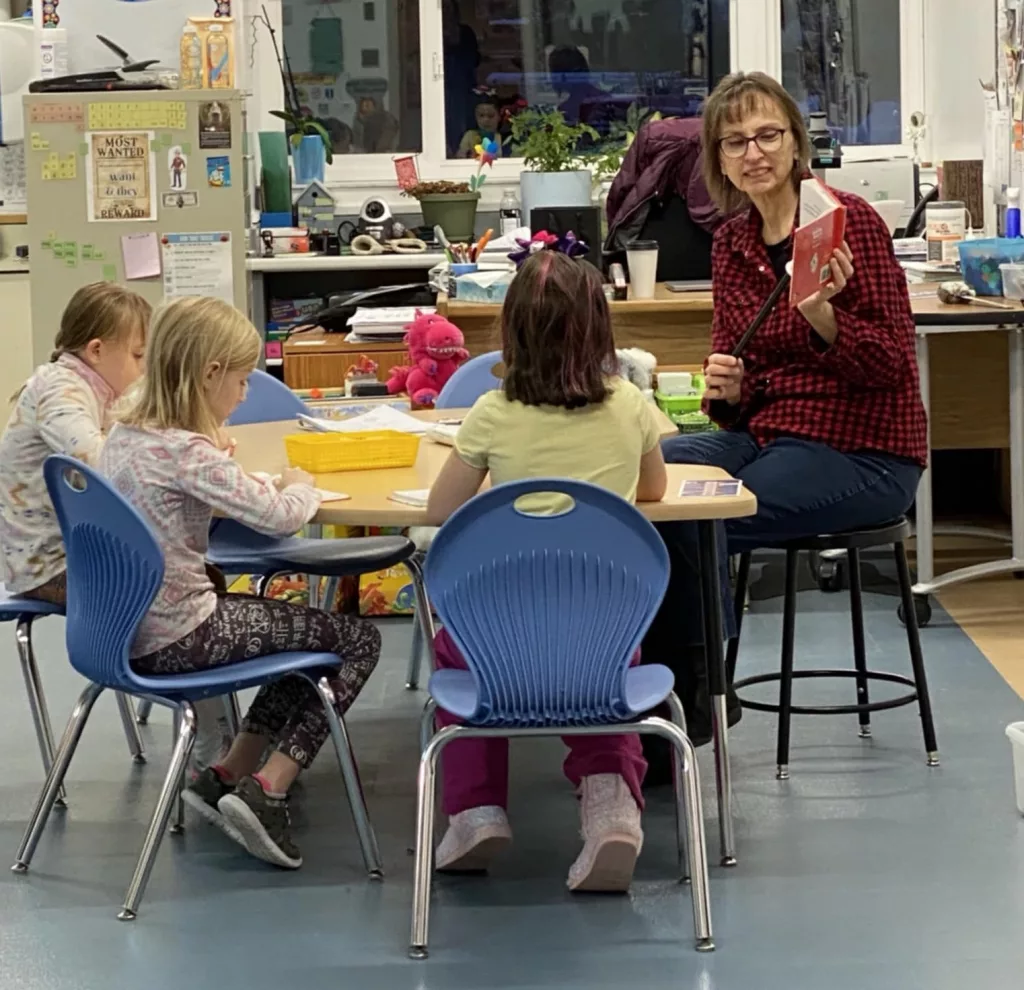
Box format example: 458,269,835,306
1007,187,1021,239
179,24,204,89
499,188,521,236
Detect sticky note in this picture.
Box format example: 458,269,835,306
47,230,56,243
30,132,42,150
150,141,160,152
52,243,64,259
66,256,77,268
102,264,117,281
159,133,172,147
41,238,52,250
78,142,88,156
39,140,49,150
65,241,78,258
180,141,192,155
47,152,59,163
93,249,105,261
41,165,53,181
81,245,93,259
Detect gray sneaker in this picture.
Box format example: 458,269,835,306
181,767,243,843
217,776,302,869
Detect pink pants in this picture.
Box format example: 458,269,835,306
433,628,647,815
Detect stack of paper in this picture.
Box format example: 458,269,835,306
425,423,460,446
297,406,429,435
345,307,435,344
389,489,430,507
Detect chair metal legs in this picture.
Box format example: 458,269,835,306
409,711,714,959
893,541,940,766
847,548,872,738
224,692,243,736
135,699,154,724
15,618,67,807
119,702,197,920
405,553,434,690
12,681,105,873
776,548,799,780
116,693,147,764
308,675,383,878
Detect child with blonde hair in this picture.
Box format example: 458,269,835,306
1,282,150,603
100,296,381,870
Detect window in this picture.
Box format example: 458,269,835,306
780,0,902,147
280,0,420,156
441,0,731,160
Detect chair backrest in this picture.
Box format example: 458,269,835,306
227,369,309,426
43,456,164,691
425,478,669,727
435,350,503,409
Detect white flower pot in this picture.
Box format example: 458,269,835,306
519,169,594,230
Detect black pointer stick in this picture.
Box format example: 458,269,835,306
730,272,791,358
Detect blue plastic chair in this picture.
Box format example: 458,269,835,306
12,456,382,920
0,590,147,802
434,350,503,409
227,368,309,426
410,479,713,958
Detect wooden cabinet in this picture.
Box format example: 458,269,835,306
282,330,409,390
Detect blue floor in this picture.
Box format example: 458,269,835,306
1,572,1022,990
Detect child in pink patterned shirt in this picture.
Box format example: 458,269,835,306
0,282,151,603
100,296,381,870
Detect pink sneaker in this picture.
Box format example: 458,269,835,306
435,805,512,873
567,774,643,892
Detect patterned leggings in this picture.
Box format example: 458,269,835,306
132,595,381,769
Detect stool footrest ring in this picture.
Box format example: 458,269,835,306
735,668,918,716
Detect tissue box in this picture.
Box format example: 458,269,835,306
452,269,515,302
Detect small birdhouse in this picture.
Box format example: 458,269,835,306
295,180,336,234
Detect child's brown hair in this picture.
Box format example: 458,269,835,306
501,251,614,409
51,283,152,363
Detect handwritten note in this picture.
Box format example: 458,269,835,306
86,131,157,222
121,232,162,280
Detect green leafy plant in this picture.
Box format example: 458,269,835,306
509,108,598,173
269,109,334,165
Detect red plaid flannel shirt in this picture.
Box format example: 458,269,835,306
705,189,928,467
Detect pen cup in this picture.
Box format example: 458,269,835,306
626,239,659,300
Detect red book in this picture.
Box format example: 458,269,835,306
789,177,847,307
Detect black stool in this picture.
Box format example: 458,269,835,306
730,517,939,780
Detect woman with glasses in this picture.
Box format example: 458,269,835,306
640,72,927,781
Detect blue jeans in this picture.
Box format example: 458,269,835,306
647,430,923,651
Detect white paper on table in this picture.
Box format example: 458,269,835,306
121,232,162,280
425,423,459,445
347,306,435,330
250,472,349,502
161,232,234,305
388,489,430,507
297,406,429,435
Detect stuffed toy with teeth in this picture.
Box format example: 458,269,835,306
386,312,470,407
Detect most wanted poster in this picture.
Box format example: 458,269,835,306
86,130,157,222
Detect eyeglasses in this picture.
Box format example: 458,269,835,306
718,127,788,159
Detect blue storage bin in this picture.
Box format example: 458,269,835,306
958,238,1024,296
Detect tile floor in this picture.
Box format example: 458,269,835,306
1,572,1022,990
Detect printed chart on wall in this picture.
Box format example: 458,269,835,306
85,131,158,222
161,232,234,304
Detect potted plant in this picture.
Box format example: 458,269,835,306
400,138,498,243
270,108,334,185
509,108,598,223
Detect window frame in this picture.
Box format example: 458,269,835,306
733,0,926,163
253,0,927,205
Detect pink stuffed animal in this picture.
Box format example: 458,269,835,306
386,312,470,406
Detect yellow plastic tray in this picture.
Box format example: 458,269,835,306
284,430,421,473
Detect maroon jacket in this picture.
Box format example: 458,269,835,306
605,117,724,254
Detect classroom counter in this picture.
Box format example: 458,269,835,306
436,283,1023,452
